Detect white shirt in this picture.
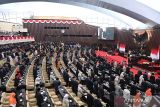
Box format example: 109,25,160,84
120,72,125,79
35,77,41,85
114,76,120,85
87,69,92,77
1,52,4,58
123,89,130,100
78,84,83,97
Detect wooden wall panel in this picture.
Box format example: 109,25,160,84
23,21,160,51
23,22,98,44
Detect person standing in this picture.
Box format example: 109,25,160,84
150,73,155,84
62,94,69,107
53,78,61,94
144,88,152,104
123,86,130,104
133,90,141,107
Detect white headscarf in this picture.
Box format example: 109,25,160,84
64,94,69,99
35,77,41,85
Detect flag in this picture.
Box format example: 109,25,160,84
119,44,125,52
117,42,119,49
150,48,159,60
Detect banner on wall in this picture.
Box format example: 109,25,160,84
150,48,159,60
0,36,35,45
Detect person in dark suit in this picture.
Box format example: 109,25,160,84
141,80,148,92
33,66,38,80
14,74,20,87
156,76,160,87
130,83,137,96
150,73,155,84
70,77,78,95
87,93,93,107
98,84,104,99
93,80,98,95
36,88,44,107
110,74,115,81
109,81,115,92
93,99,102,107
119,79,125,90
53,78,61,94
134,73,140,84
143,72,148,81
86,77,93,94
62,69,69,86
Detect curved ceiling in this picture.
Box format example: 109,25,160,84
0,0,160,27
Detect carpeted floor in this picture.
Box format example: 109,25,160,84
96,50,159,79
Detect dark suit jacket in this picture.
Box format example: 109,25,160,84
150,75,155,84
53,80,60,91
134,74,140,83
93,99,102,107
87,94,94,107
130,84,137,95
143,73,148,81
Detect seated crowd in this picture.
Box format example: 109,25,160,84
0,42,159,107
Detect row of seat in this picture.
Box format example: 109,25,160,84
41,56,62,107
47,88,62,107
41,57,51,88
68,49,107,106
0,50,35,107
59,52,87,107
26,90,38,107
26,58,38,107
0,66,19,107
52,52,88,107
49,53,66,106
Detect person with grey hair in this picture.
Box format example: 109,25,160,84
50,72,55,84
77,83,83,98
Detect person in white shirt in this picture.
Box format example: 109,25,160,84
123,86,130,103
87,69,92,77
62,94,69,107
139,75,144,86
1,52,4,58
78,72,82,81
9,56,14,66
34,50,38,56
114,76,120,86
120,71,125,80
14,56,19,64
77,83,83,98
122,65,126,72
115,84,122,96
50,72,55,84
113,61,118,68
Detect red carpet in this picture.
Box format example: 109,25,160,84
138,59,150,64
95,50,128,64
96,50,159,79
106,55,128,64
130,67,159,79
130,68,138,76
